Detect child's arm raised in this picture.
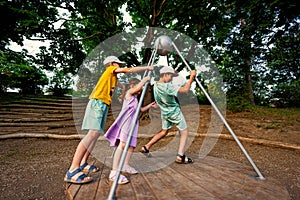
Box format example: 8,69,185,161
115,66,154,74
125,76,151,99
178,70,197,93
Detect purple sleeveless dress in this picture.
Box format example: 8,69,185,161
104,95,139,147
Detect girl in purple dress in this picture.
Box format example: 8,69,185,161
104,76,157,184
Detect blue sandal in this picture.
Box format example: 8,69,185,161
64,168,93,184
80,162,100,173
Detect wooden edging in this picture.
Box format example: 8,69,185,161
0,132,299,151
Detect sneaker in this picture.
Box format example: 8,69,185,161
122,165,138,174
109,170,129,184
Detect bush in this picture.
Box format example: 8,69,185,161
227,95,252,112
270,80,300,107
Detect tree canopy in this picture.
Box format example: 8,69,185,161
0,0,299,107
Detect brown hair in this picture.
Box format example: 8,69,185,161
129,78,140,85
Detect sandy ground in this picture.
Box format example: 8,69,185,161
0,99,299,200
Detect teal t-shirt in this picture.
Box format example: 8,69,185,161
153,82,180,116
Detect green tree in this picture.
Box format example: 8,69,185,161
2,0,299,107
193,1,298,107
0,0,86,94
0,49,48,94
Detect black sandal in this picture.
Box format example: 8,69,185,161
140,146,151,157
141,146,149,153
175,154,193,164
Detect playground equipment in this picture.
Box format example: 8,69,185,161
154,35,173,56
108,35,265,200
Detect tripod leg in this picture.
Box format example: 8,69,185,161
171,42,265,180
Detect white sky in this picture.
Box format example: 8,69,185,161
9,4,131,54
7,5,194,92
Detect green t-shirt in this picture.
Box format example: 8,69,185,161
153,82,180,116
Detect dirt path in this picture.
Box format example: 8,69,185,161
0,95,299,199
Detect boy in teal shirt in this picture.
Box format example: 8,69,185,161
141,65,196,164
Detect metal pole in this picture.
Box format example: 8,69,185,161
172,42,265,180
107,49,158,200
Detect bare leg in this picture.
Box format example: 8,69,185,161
122,144,138,174
144,129,168,150
124,146,134,166
110,142,130,184
112,146,123,170
178,129,188,156
113,142,134,167
80,131,99,165
69,130,100,172
176,129,193,163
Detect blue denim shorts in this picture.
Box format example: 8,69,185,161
81,99,108,133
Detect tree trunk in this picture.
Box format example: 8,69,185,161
240,19,255,106
244,59,255,105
